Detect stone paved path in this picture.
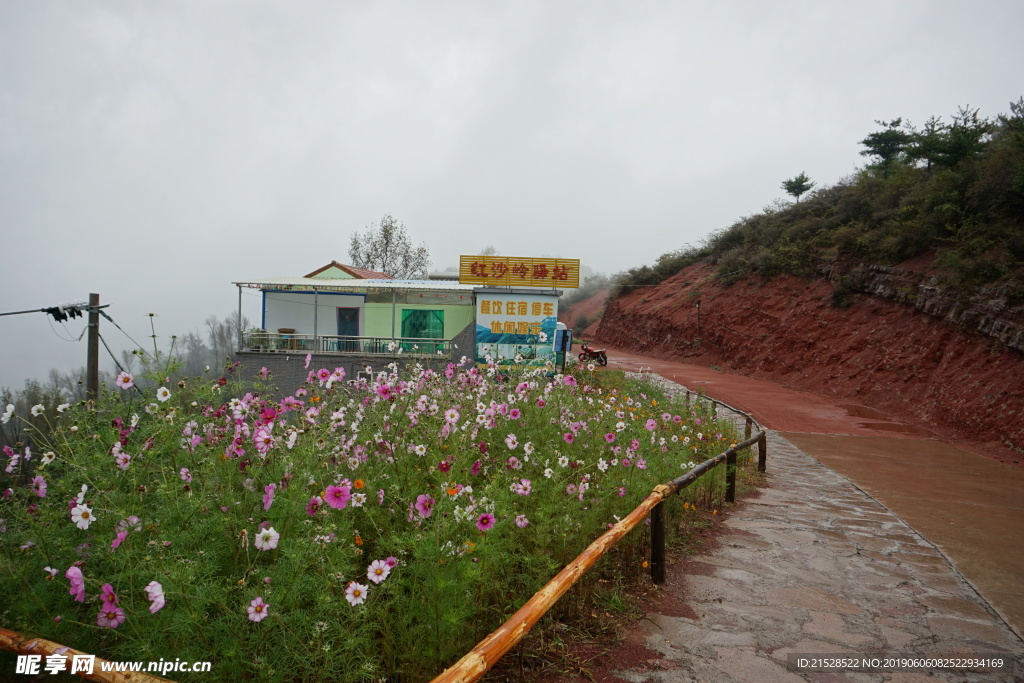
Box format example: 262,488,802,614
603,382,1024,682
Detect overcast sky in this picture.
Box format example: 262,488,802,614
1,0,1021,391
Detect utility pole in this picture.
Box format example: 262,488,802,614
87,293,99,400
695,300,701,337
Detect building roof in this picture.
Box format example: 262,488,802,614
303,261,392,280
232,277,479,293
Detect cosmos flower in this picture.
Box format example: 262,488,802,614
156,387,171,403
97,604,126,629
366,560,391,584
254,527,280,551
325,485,351,509
145,581,165,613
414,494,434,518
476,513,495,531
345,582,369,606
66,566,85,602
247,596,269,622
71,504,95,530
115,372,134,390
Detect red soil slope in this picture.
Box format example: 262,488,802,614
594,263,1024,460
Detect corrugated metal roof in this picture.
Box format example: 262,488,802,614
232,277,480,292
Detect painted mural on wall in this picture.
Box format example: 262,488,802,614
474,293,558,366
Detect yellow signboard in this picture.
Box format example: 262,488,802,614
459,255,580,288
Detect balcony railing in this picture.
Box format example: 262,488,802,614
241,331,452,357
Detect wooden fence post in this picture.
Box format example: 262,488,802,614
744,417,751,441
651,501,666,584
758,432,767,472
725,449,737,503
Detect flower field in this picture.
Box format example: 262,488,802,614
1,358,738,681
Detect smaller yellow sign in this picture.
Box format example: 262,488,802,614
459,256,580,288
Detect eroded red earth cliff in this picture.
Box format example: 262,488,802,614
584,263,1023,460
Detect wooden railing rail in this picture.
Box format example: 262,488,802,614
0,627,173,682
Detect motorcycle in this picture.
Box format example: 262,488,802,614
578,342,608,366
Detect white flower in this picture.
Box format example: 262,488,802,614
345,582,369,606
597,459,608,472
31,404,44,417
57,404,70,413
1,403,14,424
558,456,569,468
254,527,280,551
41,452,55,466
156,387,171,403
543,468,553,478
71,504,95,530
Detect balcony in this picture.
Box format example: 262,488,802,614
240,330,452,358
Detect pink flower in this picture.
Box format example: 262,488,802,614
325,485,351,509
97,604,126,628
115,372,134,390
476,513,495,531
179,467,191,483
100,583,118,605
645,419,657,431
563,432,574,444
367,560,391,584
563,376,577,386
247,596,269,622
111,531,128,550
145,581,165,613
66,566,85,602
304,353,312,369
536,399,545,407
509,408,521,420
116,453,131,470
471,461,482,476
604,433,616,443
305,496,323,517
384,556,399,568
263,483,276,511
414,494,434,518
260,367,270,379
31,476,47,498
515,514,529,528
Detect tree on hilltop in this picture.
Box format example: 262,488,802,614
782,172,815,203
349,214,431,279
859,118,912,178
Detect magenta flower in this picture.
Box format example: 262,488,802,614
471,461,482,476
325,485,351,509
247,596,269,622
111,531,128,550
97,603,126,628
305,495,323,517
414,494,435,518
66,566,85,602
604,432,616,443
509,408,521,420
144,581,165,613
31,476,47,498
100,583,118,605
476,513,496,531
438,461,451,473
317,368,331,382
563,376,577,386
263,483,276,511
563,432,574,444
384,556,399,568
179,467,191,483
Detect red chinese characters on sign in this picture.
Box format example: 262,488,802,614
551,265,569,281
511,264,529,279
490,262,509,278
531,264,549,280
470,261,489,278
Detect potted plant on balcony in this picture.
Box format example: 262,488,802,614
248,328,270,351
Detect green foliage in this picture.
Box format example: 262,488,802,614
782,172,815,203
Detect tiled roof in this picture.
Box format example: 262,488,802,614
303,261,393,280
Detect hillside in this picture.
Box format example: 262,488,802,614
593,258,1024,460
